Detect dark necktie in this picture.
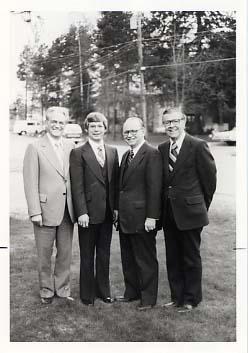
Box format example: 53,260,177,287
169,142,178,173
127,148,134,166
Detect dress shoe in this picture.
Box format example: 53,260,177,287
100,297,115,304
137,304,154,311
41,297,53,304
57,295,74,302
161,301,180,308
177,304,194,313
81,299,94,306
115,296,140,303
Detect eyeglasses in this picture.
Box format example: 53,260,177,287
49,119,66,126
123,129,141,137
163,118,184,127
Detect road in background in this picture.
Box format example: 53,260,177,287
9,133,235,218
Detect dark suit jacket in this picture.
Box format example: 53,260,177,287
158,133,217,231
69,141,119,224
119,142,162,234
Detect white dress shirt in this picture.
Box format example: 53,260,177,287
169,131,186,155
47,133,64,167
88,138,105,162
131,139,145,157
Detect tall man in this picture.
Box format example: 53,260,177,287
70,112,119,306
117,117,162,311
158,107,217,312
23,106,75,304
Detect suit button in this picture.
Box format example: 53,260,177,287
168,186,172,189
120,191,124,194
63,192,66,195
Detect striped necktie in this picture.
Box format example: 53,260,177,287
169,142,178,173
97,146,105,167
127,148,134,165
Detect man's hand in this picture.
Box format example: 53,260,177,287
145,218,156,232
78,214,89,228
31,215,43,227
113,210,118,223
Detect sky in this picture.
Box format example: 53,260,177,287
10,11,100,102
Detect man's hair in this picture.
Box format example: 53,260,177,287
123,117,144,129
46,106,69,121
84,112,108,130
163,107,186,120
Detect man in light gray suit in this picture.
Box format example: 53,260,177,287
23,106,75,304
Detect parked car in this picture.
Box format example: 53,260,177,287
63,123,83,144
12,120,44,136
209,127,236,146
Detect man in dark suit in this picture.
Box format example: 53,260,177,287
69,112,119,306
158,107,217,312
116,117,162,311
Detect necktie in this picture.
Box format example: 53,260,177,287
55,142,64,169
169,142,178,172
97,146,105,167
127,148,134,166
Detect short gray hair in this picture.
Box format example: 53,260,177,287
46,106,69,121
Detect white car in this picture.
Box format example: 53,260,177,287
12,120,44,135
209,127,236,146
63,123,83,144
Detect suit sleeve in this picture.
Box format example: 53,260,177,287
113,148,120,210
145,148,163,219
23,144,42,218
196,141,217,209
69,148,88,218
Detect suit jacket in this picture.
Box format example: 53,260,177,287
119,142,162,234
158,133,217,230
23,134,75,226
69,141,119,224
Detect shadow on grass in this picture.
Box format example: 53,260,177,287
10,194,236,342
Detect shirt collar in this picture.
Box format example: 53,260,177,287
132,139,145,156
88,138,105,152
170,131,186,152
47,132,63,148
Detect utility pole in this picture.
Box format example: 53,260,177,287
136,12,147,133
77,25,84,113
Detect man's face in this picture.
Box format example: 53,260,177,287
87,121,106,142
123,119,144,148
46,114,67,138
162,112,186,140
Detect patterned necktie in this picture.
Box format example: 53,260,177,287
55,142,64,169
127,148,134,166
97,146,105,167
169,142,178,173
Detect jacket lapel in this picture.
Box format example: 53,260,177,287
82,141,105,184
169,133,192,180
122,142,147,186
105,145,114,182
120,150,129,186
40,134,64,178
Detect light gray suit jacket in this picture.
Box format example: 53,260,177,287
23,134,75,226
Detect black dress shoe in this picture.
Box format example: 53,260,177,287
41,297,53,304
115,296,140,302
101,297,115,303
81,299,94,306
137,304,155,311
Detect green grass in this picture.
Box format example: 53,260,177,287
10,194,235,342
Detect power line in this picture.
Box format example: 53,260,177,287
143,57,236,70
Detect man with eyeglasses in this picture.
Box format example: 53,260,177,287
23,106,76,304
116,117,162,311
69,112,119,306
158,107,217,313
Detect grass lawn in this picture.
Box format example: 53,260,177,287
10,193,235,342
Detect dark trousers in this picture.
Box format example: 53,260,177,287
78,217,113,303
119,230,158,306
163,200,203,306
